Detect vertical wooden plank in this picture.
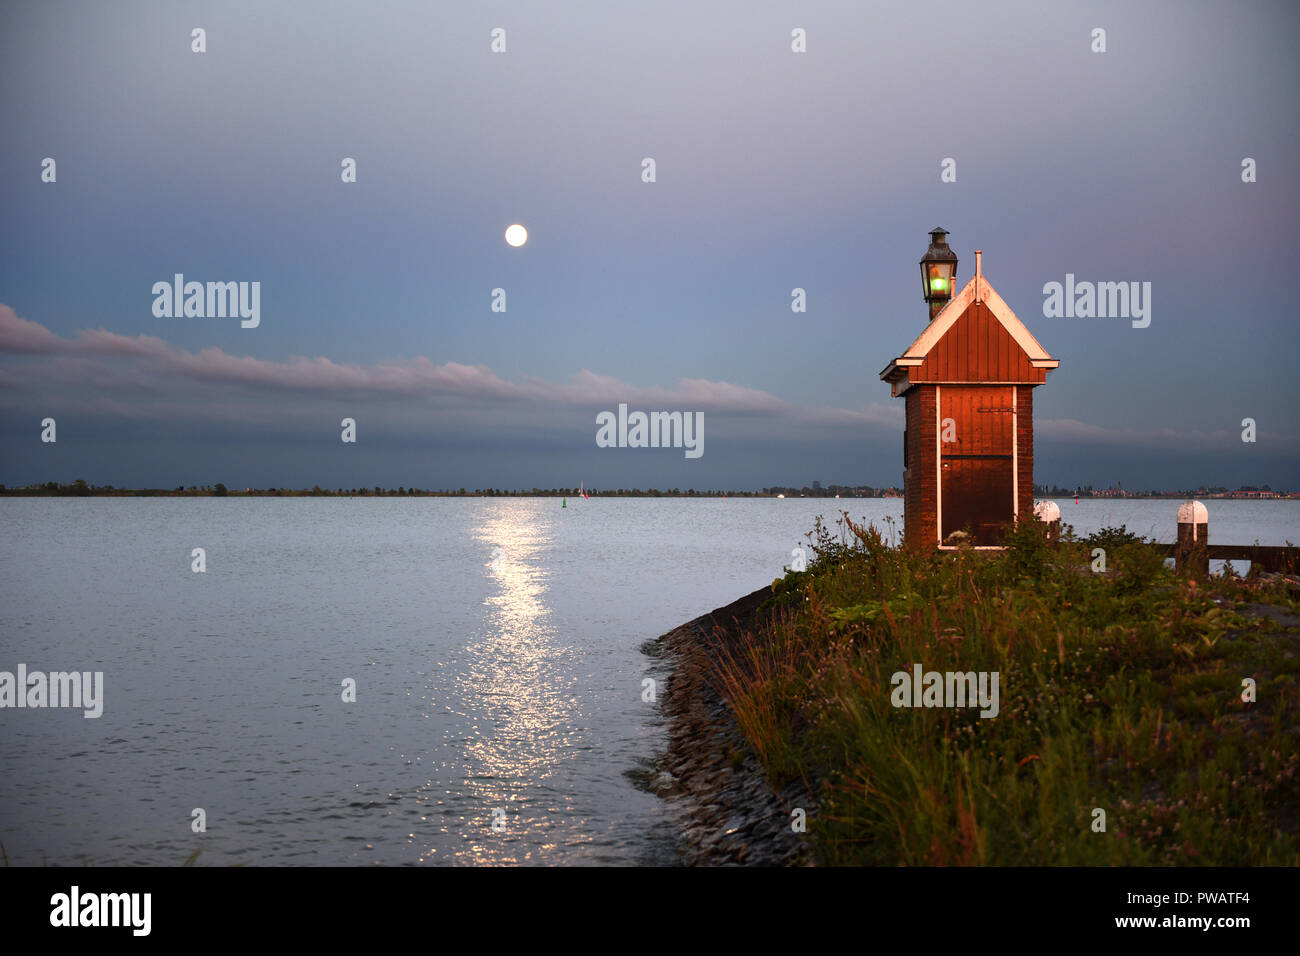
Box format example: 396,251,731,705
959,307,969,378
967,308,977,379
994,308,1003,378
999,387,1008,454
942,318,951,379
953,313,960,379
944,317,952,379
985,305,995,379
977,305,988,380
1002,308,1011,379
961,388,971,452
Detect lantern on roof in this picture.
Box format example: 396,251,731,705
920,228,959,321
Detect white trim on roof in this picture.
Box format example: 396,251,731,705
980,280,1056,364
879,272,1057,379
902,277,978,359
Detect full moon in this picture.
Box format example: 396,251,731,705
504,224,528,247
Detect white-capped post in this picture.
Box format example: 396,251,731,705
1032,499,1061,543
1176,500,1209,577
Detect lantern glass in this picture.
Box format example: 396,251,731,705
923,260,955,298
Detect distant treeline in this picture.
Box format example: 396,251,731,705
0,480,902,498
1034,483,1282,498
763,485,901,498
1,480,1288,499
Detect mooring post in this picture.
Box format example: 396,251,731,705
1032,499,1061,543
1176,500,1209,578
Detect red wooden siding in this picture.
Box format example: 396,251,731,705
939,387,1013,455
910,301,1046,384
940,386,1014,545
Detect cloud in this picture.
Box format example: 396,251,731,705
12,305,1275,449
0,304,900,432
9,303,1287,455
1037,418,1256,448
0,304,68,354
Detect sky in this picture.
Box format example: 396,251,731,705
1,0,1297,492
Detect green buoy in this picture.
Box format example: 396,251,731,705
562,497,566,508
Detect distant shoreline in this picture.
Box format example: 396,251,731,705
0,486,893,499
0,480,904,499
1,484,1294,500
0,489,788,498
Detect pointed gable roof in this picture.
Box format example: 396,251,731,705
879,270,1058,394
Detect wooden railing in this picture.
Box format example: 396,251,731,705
1036,499,1298,576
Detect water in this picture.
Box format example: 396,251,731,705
0,496,1295,865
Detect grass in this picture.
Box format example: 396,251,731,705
712,513,1300,865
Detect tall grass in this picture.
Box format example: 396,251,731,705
714,513,1300,865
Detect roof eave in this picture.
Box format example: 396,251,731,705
879,357,923,381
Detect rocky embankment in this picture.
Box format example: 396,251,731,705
644,586,815,866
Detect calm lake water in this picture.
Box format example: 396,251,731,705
0,496,1295,865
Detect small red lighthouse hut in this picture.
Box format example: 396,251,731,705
880,230,1058,549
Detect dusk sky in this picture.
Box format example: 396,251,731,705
2,0,1297,491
